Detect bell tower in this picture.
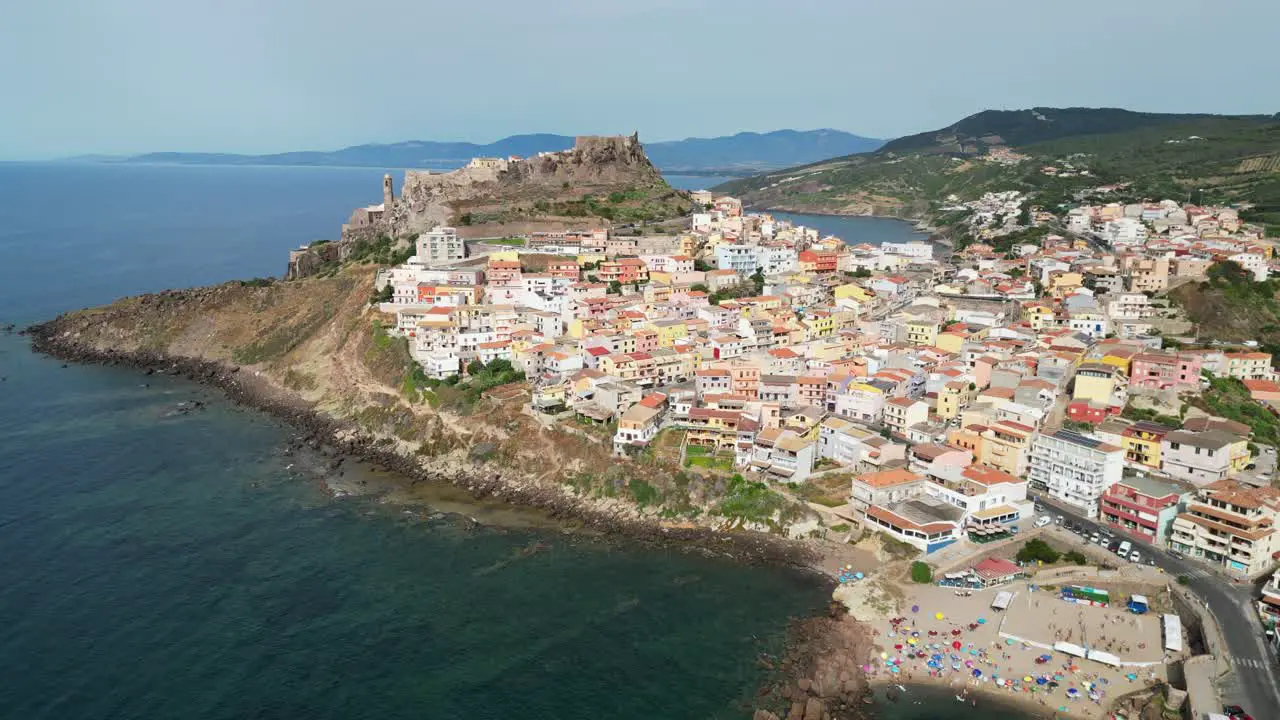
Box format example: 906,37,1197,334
382,174,394,207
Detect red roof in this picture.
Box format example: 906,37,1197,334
973,557,1020,580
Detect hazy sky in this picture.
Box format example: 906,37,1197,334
3,0,1278,159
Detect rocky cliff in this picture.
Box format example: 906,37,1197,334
384,133,673,235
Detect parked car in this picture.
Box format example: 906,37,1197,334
1117,540,1132,557
1090,533,1101,544
1130,551,1141,563
1167,548,1183,559
1224,705,1252,720
1055,515,1064,525
1096,535,1109,547
1107,540,1121,553
1034,515,1053,528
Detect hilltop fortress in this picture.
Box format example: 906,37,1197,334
344,134,667,238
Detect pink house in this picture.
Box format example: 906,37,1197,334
1129,352,1202,391
634,328,659,354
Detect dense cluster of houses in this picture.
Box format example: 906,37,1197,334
369,187,1280,585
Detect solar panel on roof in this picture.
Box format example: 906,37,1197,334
1053,429,1103,448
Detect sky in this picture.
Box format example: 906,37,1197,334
3,0,1278,160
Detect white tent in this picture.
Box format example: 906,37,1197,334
1086,649,1121,667
992,591,1013,610
1163,613,1183,653
1053,641,1086,658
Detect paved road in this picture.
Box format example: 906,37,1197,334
1029,491,1280,717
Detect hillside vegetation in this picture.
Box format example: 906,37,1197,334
716,107,1280,221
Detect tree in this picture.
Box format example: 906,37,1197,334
910,561,933,583
370,283,394,304
1207,260,1251,285
690,283,709,293
750,267,765,295
466,359,485,376
1064,550,1088,565
608,280,623,295
1015,539,1060,564
852,267,872,278
694,259,713,272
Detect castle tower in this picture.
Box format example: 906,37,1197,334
382,174,394,208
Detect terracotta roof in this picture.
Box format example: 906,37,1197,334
853,468,923,488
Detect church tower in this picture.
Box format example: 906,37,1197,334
382,174,394,208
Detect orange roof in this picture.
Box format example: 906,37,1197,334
854,469,923,488
961,466,1021,487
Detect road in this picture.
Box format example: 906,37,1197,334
1030,491,1280,717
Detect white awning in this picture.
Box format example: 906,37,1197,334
1086,649,1121,667
992,591,1013,610
1163,613,1182,653
1053,641,1086,658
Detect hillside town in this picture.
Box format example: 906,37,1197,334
366,179,1280,703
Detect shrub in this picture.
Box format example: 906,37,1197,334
1015,539,1061,564
1064,550,1088,565
910,561,933,583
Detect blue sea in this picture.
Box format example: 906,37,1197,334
0,162,1028,719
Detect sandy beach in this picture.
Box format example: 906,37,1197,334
836,576,1176,719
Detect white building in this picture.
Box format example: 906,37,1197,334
714,244,760,274
1028,430,1125,518
416,226,466,264
1100,218,1148,246
881,241,934,261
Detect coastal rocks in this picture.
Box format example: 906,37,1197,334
24,317,820,571
163,399,206,417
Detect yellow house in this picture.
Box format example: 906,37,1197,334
1023,304,1056,331
980,420,1034,476
935,330,967,354
649,320,689,348
1228,438,1252,473
936,381,973,420
1073,363,1119,404
1120,422,1169,468
577,252,608,266
906,319,940,347
1100,348,1136,376
834,283,874,303
802,314,836,341
1047,271,1084,299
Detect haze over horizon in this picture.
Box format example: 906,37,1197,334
3,0,1278,160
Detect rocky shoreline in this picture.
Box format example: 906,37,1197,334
25,318,828,571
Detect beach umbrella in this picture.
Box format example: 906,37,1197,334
953,641,962,649
977,618,987,625
935,612,944,620
890,666,900,674
908,638,918,646
912,604,919,613
952,629,962,636
880,652,887,659
1036,677,1047,685
965,660,974,667
855,572,863,579
1048,681,1059,688
1067,688,1079,697
932,654,942,661
1005,638,1014,646
973,669,982,677
894,644,903,650
1024,676,1034,683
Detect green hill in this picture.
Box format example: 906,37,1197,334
715,107,1280,223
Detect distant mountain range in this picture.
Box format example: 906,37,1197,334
107,129,883,176
716,107,1280,219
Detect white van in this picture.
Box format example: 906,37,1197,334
1117,540,1132,557
1034,515,1052,528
